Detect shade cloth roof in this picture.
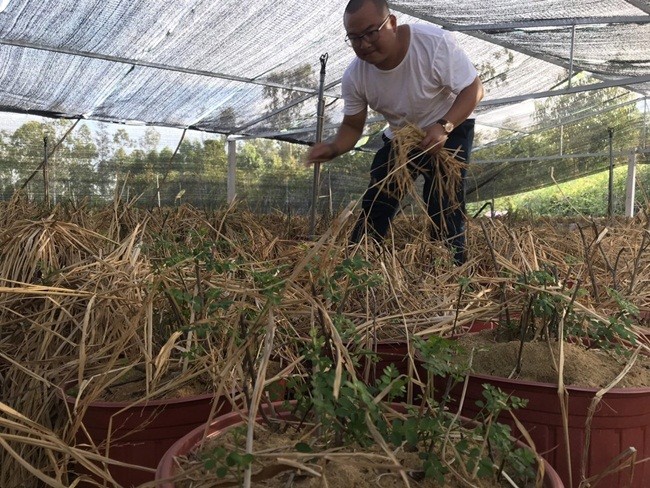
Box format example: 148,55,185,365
0,0,648,145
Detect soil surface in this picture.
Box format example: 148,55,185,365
454,330,650,388
90,359,286,402
175,421,526,488
92,370,215,402
90,335,649,404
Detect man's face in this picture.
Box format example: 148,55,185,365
344,3,395,66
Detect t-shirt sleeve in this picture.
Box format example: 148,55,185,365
341,63,368,116
433,31,478,94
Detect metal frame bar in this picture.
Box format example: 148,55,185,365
229,80,341,135
473,147,650,165
391,5,649,96
0,37,320,96
480,75,650,107
442,16,650,31
229,76,648,142
623,0,650,14
475,96,644,151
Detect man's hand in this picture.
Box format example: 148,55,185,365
419,123,448,155
304,111,367,167
305,142,338,167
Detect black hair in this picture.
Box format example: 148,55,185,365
345,0,389,15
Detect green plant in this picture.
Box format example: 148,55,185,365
316,254,384,310
504,266,584,344
579,288,638,355
169,250,543,486
200,426,254,482
282,313,539,485
414,335,464,378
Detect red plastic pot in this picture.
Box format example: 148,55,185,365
156,401,564,487
62,387,234,487
441,373,650,488
155,403,294,487
463,318,499,333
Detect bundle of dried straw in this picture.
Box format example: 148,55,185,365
388,123,467,223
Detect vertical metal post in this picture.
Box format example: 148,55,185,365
156,174,161,208
285,177,290,214
567,25,576,88
43,136,50,206
607,128,614,217
309,53,329,238
227,137,237,204
643,97,648,149
625,149,637,218
560,25,576,157
327,168,333,217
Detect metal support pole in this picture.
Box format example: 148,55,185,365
607,128,614,217
227,138,237,204
156,174,161,208
328,169,333,217
560,25,577,157
642,97,648,149
309,53,329,238
22,119,80,191
43,136,50,206
625,149,637,218
568,25,576,88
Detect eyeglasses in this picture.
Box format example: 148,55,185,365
344,15,391,47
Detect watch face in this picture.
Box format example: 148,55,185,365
438,120,453,133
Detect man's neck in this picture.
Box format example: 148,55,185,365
375,24,410,70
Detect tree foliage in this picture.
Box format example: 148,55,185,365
0,86,646,216
470,76,645,202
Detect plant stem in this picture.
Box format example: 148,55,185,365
243,310,276,488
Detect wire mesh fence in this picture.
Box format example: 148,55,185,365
1,111,649,217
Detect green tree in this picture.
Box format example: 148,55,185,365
262,64,318,129
57,124,98,203
139,127,161,154
4,121,51,200
216,107,238,131
470,76,644,201
157,138,229,208
113,129,133,149
236,142,264,171
0,129,13,199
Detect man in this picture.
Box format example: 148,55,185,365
306,0,483,265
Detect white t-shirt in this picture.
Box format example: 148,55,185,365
342,24,478,139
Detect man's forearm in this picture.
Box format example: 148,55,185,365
329,109,367,157
329,122,363,157
443,77,484,127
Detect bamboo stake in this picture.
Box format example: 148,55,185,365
243,310,276,488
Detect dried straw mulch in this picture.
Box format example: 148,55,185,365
0,195,649,486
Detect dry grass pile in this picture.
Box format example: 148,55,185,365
0,196,649,486
389,123,467,234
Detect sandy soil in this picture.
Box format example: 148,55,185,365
454,330,650,388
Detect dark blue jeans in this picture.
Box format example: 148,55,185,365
350,119,475,265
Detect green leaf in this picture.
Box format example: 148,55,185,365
295,442,313,453
477,457,494,478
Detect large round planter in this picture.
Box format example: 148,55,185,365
156,401,563,487
62,387,233,487
441,373,650,488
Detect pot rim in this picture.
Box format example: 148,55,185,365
155,400,564,487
